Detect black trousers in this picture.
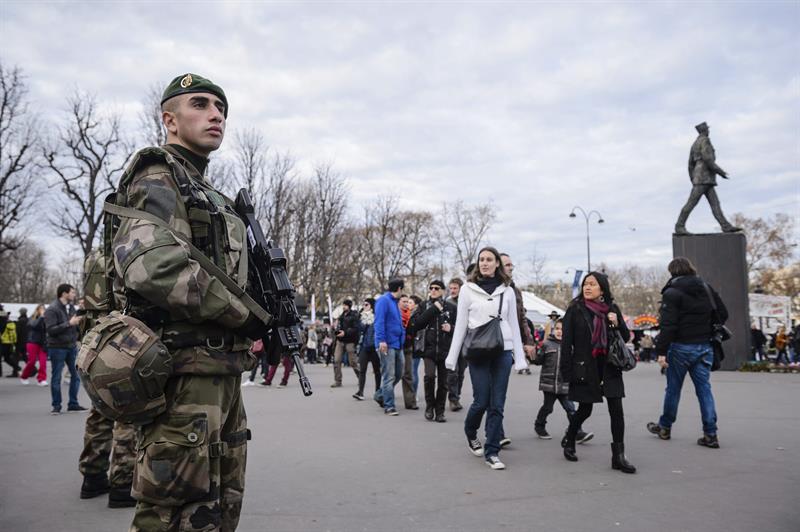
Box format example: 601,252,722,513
535,391,576,427
446,355,466,402
0,344,19,375
567,398,625,444
357,347,381,395
424,358,448,415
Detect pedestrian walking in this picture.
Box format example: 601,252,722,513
445,247,528,470
647,257,727,449
532,320,593,444
561,272,636,474
19,304,48,385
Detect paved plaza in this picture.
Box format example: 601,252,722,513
0,362,796,532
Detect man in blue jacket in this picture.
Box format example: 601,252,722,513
373,278,406,416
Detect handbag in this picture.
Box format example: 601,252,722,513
463,292,505,363
607,326,637,371
702,282,730,371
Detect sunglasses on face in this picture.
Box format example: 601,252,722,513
429,286,442,291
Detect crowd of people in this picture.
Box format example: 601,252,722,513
0,285,89,414
234,250,749,473
1,253,797,477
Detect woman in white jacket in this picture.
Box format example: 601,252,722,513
445,246,528,470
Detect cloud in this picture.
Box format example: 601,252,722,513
2,2,797,281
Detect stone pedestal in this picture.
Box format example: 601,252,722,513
672,232,750,370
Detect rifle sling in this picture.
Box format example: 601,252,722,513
103,201,272,327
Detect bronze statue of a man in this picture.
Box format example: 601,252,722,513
675,122,741,235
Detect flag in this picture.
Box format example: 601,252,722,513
310,294,316,323
326,295,334,325
572,270,583,299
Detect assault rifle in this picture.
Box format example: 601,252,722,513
234,188,313,397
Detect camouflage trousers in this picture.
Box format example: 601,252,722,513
78,406,136,487
130,374,248,532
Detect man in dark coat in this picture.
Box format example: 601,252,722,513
675,122,741,235
408,280,457,422
331,300,362,387
648,257,727,449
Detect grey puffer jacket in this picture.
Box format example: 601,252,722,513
534,337,569,395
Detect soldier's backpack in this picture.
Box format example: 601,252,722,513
77,311,172,425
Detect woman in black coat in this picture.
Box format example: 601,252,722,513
561,272,636,474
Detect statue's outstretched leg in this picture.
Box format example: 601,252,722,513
705,187,742,233
675,185,705,234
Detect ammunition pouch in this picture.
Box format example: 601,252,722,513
77,312,172,425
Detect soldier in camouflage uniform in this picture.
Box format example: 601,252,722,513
675,122,742,235
79,250,138,508
111,74,269,531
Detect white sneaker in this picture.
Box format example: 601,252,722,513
485,455,506,470
241,380,255,387
20,378,30,385
467,437,484,457
38,380,49,386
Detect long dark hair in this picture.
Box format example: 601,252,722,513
467,246,512,285
569,271,614,307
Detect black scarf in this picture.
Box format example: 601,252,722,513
476,275,503,295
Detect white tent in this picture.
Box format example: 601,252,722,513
520,291,565,325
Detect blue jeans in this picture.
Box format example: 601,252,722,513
412,357,421,393
659,342,718,435
464,351,513,458
376,348,404,410
49,346,80,410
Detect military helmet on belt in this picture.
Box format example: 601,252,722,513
77,312,172,425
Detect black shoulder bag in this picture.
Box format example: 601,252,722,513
463,292,505,363
702,282,731,371
608,325,637,372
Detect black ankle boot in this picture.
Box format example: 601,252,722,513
108,484,136,508
611,443,636,474
562,433,577,462
80,473,110,499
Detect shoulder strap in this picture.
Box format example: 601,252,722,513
103,201,271,326
497,291,505,318
702,282,721,324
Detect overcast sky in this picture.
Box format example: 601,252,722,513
2,1,798,284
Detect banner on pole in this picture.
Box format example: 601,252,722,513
310,294,316,323
327,295,334,325
571,270,583,299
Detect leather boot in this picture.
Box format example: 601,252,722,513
562,433,577,462
611,443,636,474
108,484,136,508
80,473,110,499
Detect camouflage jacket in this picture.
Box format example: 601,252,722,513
688,135,724,186
111,145,254,375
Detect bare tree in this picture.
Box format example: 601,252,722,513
0,241,56,302
600,263,669,317
0,62,40,258
731,212,797,277
525,246,549,292
440,200,496,273
138,82,166,147
42,91,131,259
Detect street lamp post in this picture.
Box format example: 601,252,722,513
569,206,604,272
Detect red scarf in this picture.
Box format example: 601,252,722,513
584,299,610,358
401,306,411,328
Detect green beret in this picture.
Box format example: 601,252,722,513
161,73,228,117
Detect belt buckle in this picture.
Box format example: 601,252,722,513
206,336,225,350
